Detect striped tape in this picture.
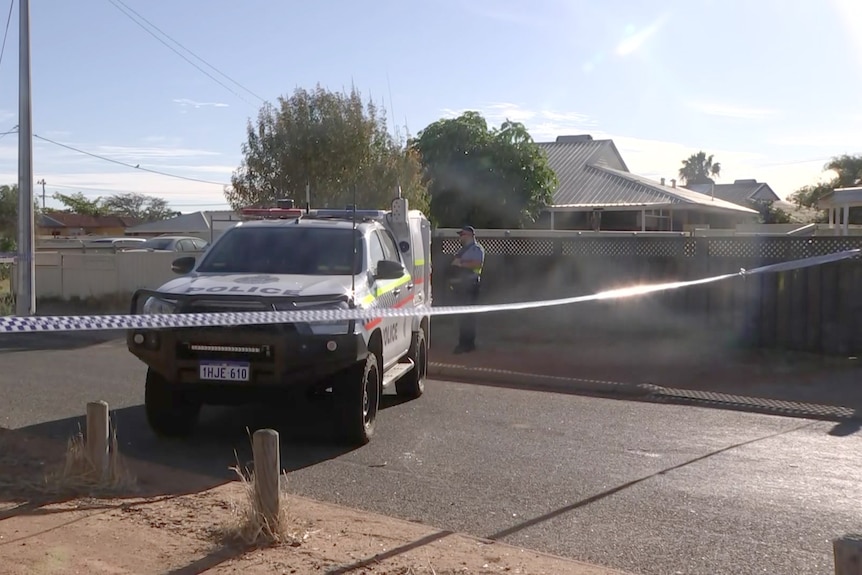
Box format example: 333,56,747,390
0,249,857,334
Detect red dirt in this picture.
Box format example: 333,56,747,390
0,428,629,575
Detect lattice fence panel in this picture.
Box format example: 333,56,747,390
437,235,862,259
562,238,639,257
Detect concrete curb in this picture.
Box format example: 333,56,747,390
428,362,658,398
427,362,861,422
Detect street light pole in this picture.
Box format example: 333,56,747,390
16,0,35,316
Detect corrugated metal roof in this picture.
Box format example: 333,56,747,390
536,137,758,215
596,166,759,213
126,211,210,234
686,179,779,206
536,139,628,205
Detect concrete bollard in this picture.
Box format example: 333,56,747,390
252,428,281,529
86,400,110,477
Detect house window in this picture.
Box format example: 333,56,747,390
643,209,672,231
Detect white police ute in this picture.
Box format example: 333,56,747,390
127,197,432,445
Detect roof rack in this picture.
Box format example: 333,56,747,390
239,207,304,221
306,208,388,221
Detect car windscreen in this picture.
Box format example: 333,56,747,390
143,238,174,250
196,226,364,275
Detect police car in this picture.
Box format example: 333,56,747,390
127,197,432,445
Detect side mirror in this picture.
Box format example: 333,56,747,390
171,256,196,275
374,259,404,280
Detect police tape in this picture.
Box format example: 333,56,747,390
0,249,858,334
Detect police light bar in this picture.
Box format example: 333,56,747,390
240,207,304,219
314,209,388,219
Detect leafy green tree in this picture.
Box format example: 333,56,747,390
756,202,793,224
679,151,721,186
0,184,17,241
51,191,177,221
51,191,108,216
0,184,41,251
226,84,428,213
102,192,179,220
409,111,557,228
788,154,862,214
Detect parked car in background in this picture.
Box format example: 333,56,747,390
81,237,148,250
128,236,209,253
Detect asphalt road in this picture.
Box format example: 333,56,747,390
1,334,860,575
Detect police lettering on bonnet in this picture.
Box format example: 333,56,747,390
127,196,433,447
448,225,484,354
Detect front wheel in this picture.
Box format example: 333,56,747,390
335,352,381,446
145,368,201,438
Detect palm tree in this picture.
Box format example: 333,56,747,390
679,151,721,186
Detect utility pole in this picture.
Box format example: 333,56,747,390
36,178,45,209
16,0,35,316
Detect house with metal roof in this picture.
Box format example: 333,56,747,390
124,210,241,242
685,179,780,207
37,212,143,237
535,135,759,231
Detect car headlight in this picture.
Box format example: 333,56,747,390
275,300,352,335
142,296,176,315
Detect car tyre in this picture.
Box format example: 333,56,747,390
336,352,381,446
145,368,201,438
396,326,427,399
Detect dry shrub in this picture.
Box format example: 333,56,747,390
219,445,308,548
45,422,136,495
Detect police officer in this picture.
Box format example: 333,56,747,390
449,225,484,354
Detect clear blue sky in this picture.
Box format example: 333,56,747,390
0,0,859,212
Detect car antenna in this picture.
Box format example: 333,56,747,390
350,184,357,307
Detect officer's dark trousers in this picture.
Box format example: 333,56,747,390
456,282,480,348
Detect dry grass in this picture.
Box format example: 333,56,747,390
44,423,137,496
218,443,308,548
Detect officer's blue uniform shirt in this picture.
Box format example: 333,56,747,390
455,240,485,281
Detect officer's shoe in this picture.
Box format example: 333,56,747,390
453,343,476,354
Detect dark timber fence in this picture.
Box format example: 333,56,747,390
430,231,862,356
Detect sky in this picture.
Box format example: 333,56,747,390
0,0,860,213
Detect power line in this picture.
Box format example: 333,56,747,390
33,134,231,186
0,126,17,141
105,0,262,107
108,0,265,103
0,0,13,71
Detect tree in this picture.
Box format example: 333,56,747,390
0,185,16,238
52,192,108,216
409,111,557,229
102,192,179,220
226,84,429,213
756,202,793,224
679,151,721,186
788,154,862,212
51,191,177,221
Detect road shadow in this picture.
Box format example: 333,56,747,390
0,390,412,512
485,421,816,542
0,331,123,352
429,317,862,430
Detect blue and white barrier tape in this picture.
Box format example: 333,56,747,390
0,249,858,334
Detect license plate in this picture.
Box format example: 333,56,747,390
199,361,250,381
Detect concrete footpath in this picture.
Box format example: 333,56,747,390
427,328,862,423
